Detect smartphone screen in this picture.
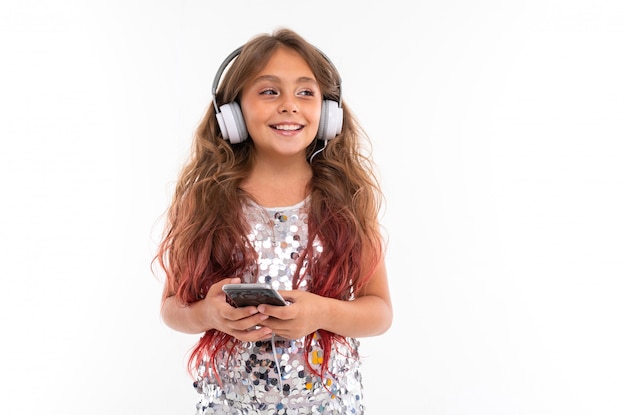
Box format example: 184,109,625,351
222,283,287,307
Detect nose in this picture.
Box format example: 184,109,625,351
279,96,298,113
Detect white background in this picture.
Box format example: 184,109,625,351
1,1,625,414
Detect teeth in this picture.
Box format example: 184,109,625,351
274,125,300,131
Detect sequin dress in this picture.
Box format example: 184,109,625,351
194,198,365,415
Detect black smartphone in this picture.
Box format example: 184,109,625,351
222,283,287,307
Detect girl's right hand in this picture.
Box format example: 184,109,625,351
200,278,274,341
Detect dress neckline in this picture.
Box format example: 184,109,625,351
247,195,310,211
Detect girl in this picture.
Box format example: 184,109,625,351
156,28,392,414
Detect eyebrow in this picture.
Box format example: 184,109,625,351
251,74,318,85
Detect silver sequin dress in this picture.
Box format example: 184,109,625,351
194,198,364,415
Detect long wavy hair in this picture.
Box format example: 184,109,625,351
155,28,384,381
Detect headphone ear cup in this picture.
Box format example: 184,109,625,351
216,102,248,144
316,100,343,140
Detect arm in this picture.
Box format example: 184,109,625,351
257,257,393,339
160,278,276,341
321,257,393,337
161,293,215,335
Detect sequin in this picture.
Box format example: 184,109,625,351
193,198,365,415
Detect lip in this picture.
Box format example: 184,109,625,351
270,123,304,135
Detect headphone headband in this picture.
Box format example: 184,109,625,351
211,46,243,114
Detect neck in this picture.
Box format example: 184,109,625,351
241,157,312,207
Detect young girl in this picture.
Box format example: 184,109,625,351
156,28,392,414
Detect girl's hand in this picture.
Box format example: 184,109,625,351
255,290,324,340
200,278,274,342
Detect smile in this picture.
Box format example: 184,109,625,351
271,124,303,131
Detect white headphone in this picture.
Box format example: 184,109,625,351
212,46,343,144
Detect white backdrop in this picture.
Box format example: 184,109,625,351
1,1,625,414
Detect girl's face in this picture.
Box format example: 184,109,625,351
240,47,322,161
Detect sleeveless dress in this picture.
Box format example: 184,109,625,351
193,198,365,415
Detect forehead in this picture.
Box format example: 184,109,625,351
251,47,317,82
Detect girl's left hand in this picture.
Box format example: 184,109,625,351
255,290,324,340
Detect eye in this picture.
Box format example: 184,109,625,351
259,88,278,96
297,89,315,97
